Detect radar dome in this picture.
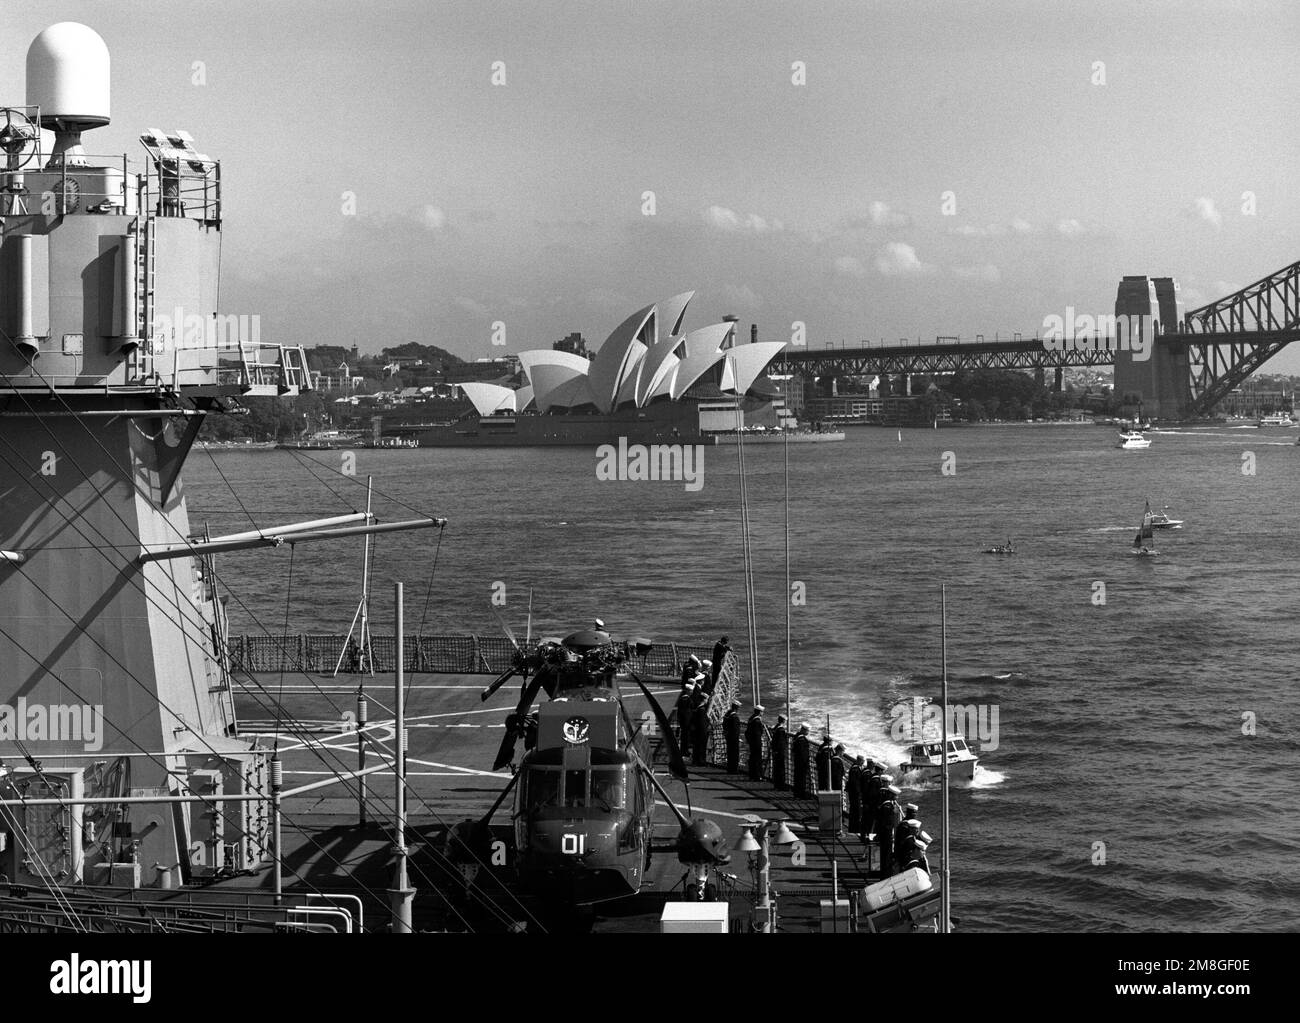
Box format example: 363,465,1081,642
27,22,110,129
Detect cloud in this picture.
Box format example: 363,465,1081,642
953,263,1001,282
703,205,783,234
453,295,489,317
868,201,912,227
1192,196,1222,229
875,242,933,276
1011,218,1034,234
1056,218,1087,238
834,255,868,278
420,204,448,230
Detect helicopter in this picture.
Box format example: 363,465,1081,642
447,622,732,907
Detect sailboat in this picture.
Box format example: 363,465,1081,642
1131,501,1160,557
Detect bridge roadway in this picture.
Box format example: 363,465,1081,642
229,672,909,933
772,335,1112,379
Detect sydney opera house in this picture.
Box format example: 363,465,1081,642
414,292,792,446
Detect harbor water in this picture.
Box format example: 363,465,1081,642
189,424,1300,932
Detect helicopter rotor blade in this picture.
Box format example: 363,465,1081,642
480,666,517,702
489,606,522,654
636,760,691,830
491,672,548,771
492,729,520,773
514,672,545,718
628,670,688,781
478,770,521,827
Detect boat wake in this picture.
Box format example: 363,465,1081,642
898,763,1004,790
961,670,1030,684
970,764,1006,787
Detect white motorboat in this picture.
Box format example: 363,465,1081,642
1117,430,1151,450
1149,505,1183,529
898,735,979,784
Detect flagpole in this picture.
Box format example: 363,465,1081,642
941,583,950,934
784,425,791,721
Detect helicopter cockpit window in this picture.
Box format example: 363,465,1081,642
564,770,587,808
590,768,625,811
524,768,561,811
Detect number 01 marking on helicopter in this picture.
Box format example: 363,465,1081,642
561,833,586,855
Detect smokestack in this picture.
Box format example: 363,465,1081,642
750,324,757,345
722,314,737,348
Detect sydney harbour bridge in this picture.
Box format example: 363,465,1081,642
771,259,1300,418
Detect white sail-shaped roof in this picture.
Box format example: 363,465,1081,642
681,321,734,360
719,356,736,393
644,354,681,401
669,322,734,398
541,373,595,409
460,382,517,416
722,341,787,395
472,296,779,413
657,291,695,340
635,334,684,406
519,349,594,412
587,304,655,413
614,363,642,409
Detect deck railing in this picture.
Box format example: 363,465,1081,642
227,633,721,678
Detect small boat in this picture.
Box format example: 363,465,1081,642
1257,413,1295,427
982,540,1016,554
1117,430,1151,450
898,735,979,784
1149,505,1183,529
1132,500,1160,556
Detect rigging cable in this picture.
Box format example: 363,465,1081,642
0,411,409,922
0,340,524,929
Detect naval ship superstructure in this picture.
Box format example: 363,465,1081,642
0,24,941,938
0,23,426,916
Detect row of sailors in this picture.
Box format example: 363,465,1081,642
674,683,932,877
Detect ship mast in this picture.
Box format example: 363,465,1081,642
0,24,438,910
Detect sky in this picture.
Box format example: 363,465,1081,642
3,0,1298,369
